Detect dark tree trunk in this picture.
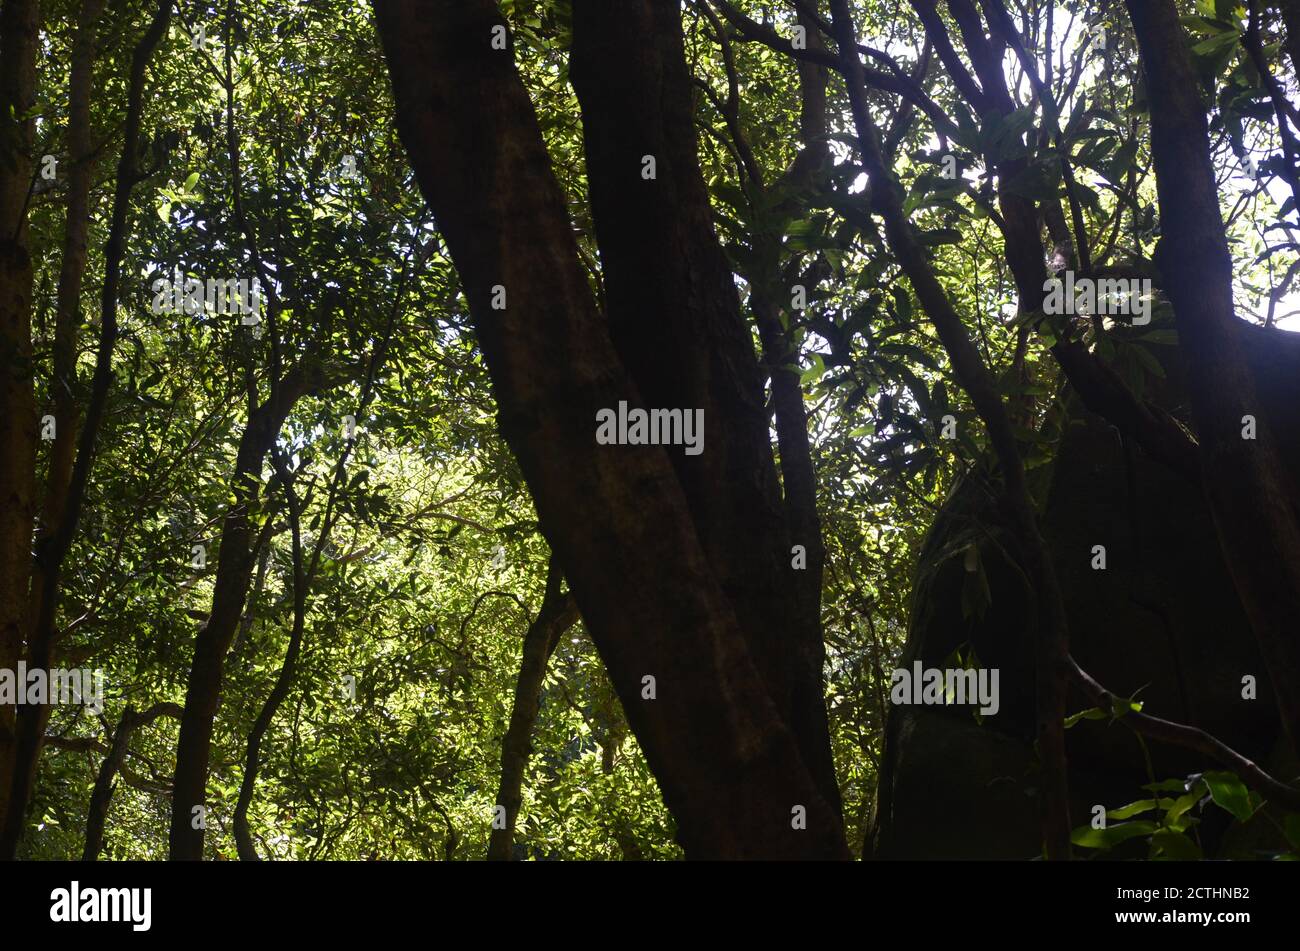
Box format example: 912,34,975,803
827,0,1073,858
373,0,848,858
0,0,41,836
82,703,181,861
168,362,332,860
1127,0,1300,758
487,555,577,860
43,0,106,537
568,0,840,816
6,0,104,846
1,0,171,859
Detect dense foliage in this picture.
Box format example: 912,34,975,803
2,0,1299,860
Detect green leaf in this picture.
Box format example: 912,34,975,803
1143,778,1193,793
1202,771,1257,822
1164,788,1205,829
800,353,826,385
1109,695,1144,718
1108,798,1164,820
1064,707,1106,728
1072,820,1159,849
1151,828,1203,860
1191,29,1239,57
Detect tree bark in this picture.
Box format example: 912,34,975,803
0,0,41,835
0,0,171,860
168,362,335,860
82,703,182,861
1127,0,1300,758
487,555,578,860
827,0,1073,859
42,0,106,537
374,0,848,858
568,0,841,817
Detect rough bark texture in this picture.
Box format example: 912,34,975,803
1127,0,1300,757
569,0,840,817
374,0,848,858
487,556,578,860
0,0,41,834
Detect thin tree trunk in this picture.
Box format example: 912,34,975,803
487,555,578,860
82,703,182,860
374,0,848,858
488,556,579,862
827,0,1074,859
8,0,105,842
230,243,409,861
0,0,172,860
168,363,334,860
232,455,306,862
42,0,106,536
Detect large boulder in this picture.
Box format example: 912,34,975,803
866,322,1300,859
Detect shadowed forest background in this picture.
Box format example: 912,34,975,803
2,0,1300,861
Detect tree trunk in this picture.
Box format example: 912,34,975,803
232,458,307,862
82,703,181,860
487,555,577,860
1127,0,1300,758
42,0,106,536
827,0,1073,858
374,0,848,858
168,362,331,860
0,0,41,836
6,0,104,843
1,0,171,860
567,0,841,817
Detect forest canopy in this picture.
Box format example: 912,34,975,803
1,0,1299,862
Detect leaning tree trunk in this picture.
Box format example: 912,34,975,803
568,0,840,816
168,363,332,860
487,555,577,860
373,0,848,858
82,703,182,860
